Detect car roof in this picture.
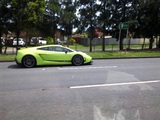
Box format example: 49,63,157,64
20,45,77,53
37,45,63,48
28,45,70,50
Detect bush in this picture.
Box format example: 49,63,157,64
69,38,76,45
46,37,54,44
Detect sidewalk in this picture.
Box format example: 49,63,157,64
2,47,17,54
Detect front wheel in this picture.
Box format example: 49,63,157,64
22,55,36,68
72,55,84,66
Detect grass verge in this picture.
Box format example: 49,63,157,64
0,50,160,61
87,51,160,58
0,54,16,61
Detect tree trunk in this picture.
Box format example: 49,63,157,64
16,30,20,54
102,23,105,51
89,38,92,52
128,38,131,49
149,37,154,49
119,30,124,50
67,35,70,47
52,28,56,44
142,37,145,49
0,32,2,54
158,37,160,48
102,36,105,51
4,46,7,54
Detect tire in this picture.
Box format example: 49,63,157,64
72,55,84,66
22,55,36,68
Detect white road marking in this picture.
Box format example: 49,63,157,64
70,80,160,89
58,66,117,70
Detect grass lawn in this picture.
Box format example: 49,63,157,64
0,45,160,61
87,51,160,58
0,54,16,61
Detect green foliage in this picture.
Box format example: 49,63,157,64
69,38,76,45
87,51,160,58
46,37,54,44
0,0,10,53
0,54,16,61
28,0,46,22
59,0,77,36
10,0,46,33
42,0,61,38
81,32,88,38
77,0,98,31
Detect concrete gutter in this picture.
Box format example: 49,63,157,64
93,56,160,59
1,56,160,63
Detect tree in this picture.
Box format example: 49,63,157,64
137,0,160,49
42,0,61,42
110,0,139,50
78,0,99,52
0,0,10,53
59,0,77,46
10,0,45,47
98,0,112,51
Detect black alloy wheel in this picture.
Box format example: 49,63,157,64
22,55,36,68
72,55,84,66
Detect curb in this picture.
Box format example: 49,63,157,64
93,56,160,60
1,56,160,62
0,60,15,62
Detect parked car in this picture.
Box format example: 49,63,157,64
39,38,47,45
13,38,25,46
55,38,61,44
30,37,47,45
15,45,92,68
0,37,5,45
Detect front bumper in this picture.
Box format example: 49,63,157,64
85,60,93,65
89,60,93,64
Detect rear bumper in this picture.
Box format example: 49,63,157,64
15,58,21,65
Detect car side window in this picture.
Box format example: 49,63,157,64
54,47,73,52
37,47,50,51
62,48,72,52
38,46,63,52
54,47,63,52
37,46,73,52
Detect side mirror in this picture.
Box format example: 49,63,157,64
65,51,68,54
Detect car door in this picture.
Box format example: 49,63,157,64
39,46,72,62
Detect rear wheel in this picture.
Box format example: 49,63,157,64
22,55,36,68
72,55,84,66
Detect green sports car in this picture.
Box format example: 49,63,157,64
15,45,92,68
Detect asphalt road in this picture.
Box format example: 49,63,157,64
1,58,160,120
